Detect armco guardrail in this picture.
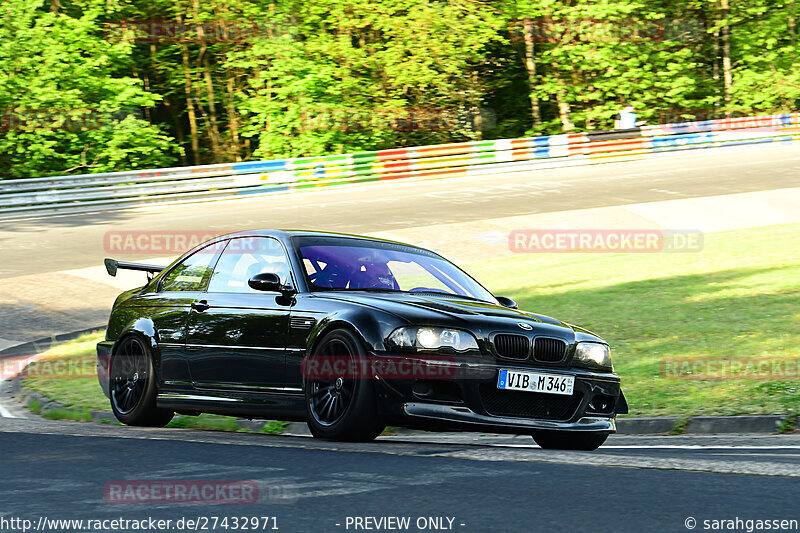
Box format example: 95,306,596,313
1,112,798,219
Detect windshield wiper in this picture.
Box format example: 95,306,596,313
404,290,494,304
315,287,404,293
314,286,495,304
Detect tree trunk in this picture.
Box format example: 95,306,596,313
164,98,188,166
790,0,797,67
720,0,733,116
551,66,574,133
713,14,720,112
265,76,272,134
193,0,222,162
522,19,543,129
226,70,242,161
131,63,151,123
201,56,222,161
178,14,200,165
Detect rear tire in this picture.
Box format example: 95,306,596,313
110,335,174,427
304,329,385,441
532,430,608,451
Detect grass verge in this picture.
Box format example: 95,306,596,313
469,223,800,417
19,331,286,433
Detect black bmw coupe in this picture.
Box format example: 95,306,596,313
97,230,626,450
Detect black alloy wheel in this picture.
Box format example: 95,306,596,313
305,329,384,441
109,335,173,427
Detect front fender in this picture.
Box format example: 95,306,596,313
305,307,399,355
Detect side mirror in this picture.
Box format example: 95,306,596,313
248,272,283,292
496,296,518,309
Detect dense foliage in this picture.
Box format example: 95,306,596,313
1,0,797,177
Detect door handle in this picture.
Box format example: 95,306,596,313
191,300,210,312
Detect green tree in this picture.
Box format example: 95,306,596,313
720,0,800,114
229,0,504,159
1,0,798,178
0,0,180,178
502,0,712,133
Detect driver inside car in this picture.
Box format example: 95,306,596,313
350,260,399,290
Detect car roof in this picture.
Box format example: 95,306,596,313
218,229,432,251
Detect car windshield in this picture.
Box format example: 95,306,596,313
297,239,497,304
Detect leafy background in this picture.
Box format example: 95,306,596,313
1,0,798,177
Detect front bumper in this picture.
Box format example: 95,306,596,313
404,403,616,433
373,355,622,434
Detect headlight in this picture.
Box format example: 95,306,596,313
387,326,479,352
573,342,612,370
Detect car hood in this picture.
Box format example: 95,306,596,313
316,291,603,342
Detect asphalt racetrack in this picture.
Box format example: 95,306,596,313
1,418,799,532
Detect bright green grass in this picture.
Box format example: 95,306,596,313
467,223,800,417
23,223,800,420
21,331,107,412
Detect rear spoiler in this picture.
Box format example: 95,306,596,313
104,258,165,278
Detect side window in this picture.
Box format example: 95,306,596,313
160,243,220,292
207,237,291,294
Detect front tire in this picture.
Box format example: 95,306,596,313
110,335,173,427
304,329,384,441
532,430,608,451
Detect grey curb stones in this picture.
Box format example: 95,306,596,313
11,381,796,436
686,415,785,434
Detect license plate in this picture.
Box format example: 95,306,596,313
497,369,575,396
